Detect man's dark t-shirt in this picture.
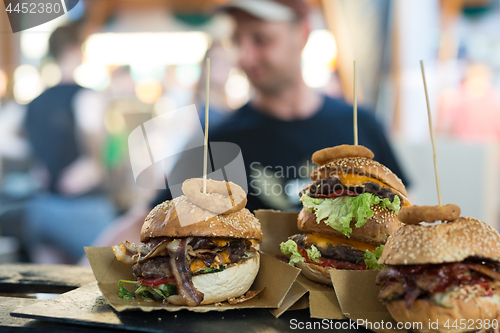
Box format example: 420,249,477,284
152,95,409,211
25,84,82,194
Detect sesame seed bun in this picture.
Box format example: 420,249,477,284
386,295,500,333
140,196,262,243
312,145,375,165
298,205,403,246
379,217,500,265
166,249,260,305
310,157,408,199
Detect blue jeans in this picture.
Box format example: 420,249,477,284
25,193,116,262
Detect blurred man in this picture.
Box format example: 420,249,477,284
93,0,408,247
25,22,115,263
438,63,500,142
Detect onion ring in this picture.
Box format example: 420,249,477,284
312,145,374,166
398,204,461,225
182,178,247,215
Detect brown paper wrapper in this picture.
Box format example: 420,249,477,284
84,246,300,312
330,270,403,333
256,209,399,330
256,209,343,319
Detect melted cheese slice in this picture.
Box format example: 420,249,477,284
213,239,228,247
336,173,410,207
190,248,231,273
306,233,377,253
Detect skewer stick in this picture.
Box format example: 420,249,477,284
203,58,210,194
353,60,358,146
420,60,442,206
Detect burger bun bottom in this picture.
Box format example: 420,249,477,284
166,249,260,305
386,296,500,333
296,261,333,286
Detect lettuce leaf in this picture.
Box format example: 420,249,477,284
280,240,323,265
118,279,178,300
196,266,226,275
118,280,136,299
301,192,401,237
378,195,401,213
280,240,305,266
305,245,321,263
157,283,177,297
363,245,385,270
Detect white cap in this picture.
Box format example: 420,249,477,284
220,0,297,22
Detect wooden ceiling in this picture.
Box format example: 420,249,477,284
82,0,321,41
83,0,320,13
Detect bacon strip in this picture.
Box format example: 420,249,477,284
140,239,169,262
168,239,204,306
377,261,500,308
112,241,141,265
468,263,500,282
112,241,155,265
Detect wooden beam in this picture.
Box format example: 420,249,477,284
321,0,363,103
438,0,464,62
390,0,402,136
0,1,16,100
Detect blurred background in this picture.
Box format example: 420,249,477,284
0,0,499,263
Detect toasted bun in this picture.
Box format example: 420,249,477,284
298,205,402,246
166,250,260,305
379,216,500,265
311,157,408,198
386,296,500,333
296,261,332,286
312,145,375,166
140,196,262,243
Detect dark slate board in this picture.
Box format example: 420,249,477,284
11,283,368,333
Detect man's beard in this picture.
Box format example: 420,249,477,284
249,70,296,95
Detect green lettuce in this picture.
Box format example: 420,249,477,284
430,287,456,308
118,280,136,299
306,245,321,263
280,240,322,266
118,279,178,300
301,192,401,237
363,245,385,270
280,240,305,266
280,239,386,270
196,266,226,275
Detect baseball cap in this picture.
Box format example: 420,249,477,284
220,0,310,22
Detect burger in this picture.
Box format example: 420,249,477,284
377,216,500,332
112,179,262,306
280,145,410,285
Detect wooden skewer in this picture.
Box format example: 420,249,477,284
203,58,210,194
420,60,443,206
353,60,358,146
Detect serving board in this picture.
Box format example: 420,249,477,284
11,282,345,333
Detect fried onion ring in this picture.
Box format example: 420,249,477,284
182,178,247,215
398,204,461,225
312,145,374,166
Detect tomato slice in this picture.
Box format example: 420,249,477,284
297,247,366,270
137,277,175,287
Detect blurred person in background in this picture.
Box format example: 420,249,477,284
438,63,500,142
91,0,409,248
24,22,115,264
196,42,238,127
